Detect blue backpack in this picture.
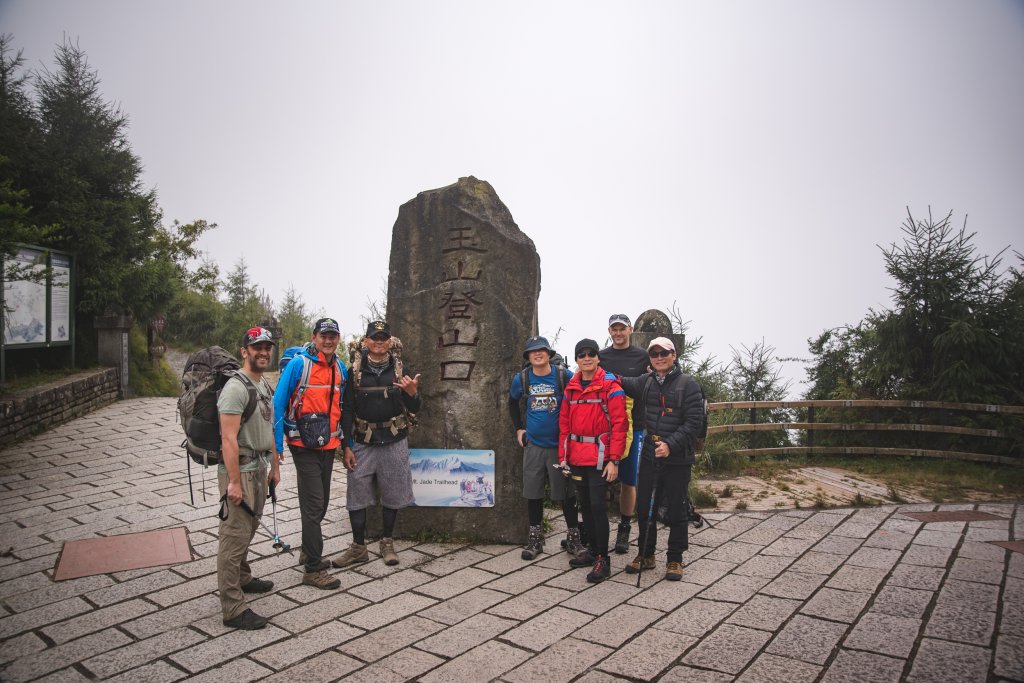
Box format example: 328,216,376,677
279,343,314,371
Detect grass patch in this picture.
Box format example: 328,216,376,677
690,483,718,508
1,366,87,394
887,484,908,504
851,492,878,507
733,500,748,510
720,485,734,498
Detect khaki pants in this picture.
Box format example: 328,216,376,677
217,467,268,620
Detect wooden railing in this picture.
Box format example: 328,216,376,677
706,400,1024,465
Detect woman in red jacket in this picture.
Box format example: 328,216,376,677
558,338,628,582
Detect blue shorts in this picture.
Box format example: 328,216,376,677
618,430,644,487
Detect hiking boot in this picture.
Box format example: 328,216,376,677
586,554,611,583
562,525,590,549
380,538,399,566
521,525,544,560
614,522,631,554
302,568,341,590
330,542,369,568
223,609,267,630
624,553,656,574
569,548,595,568
241,577,274,593
665,561,684,581
564,527,586,557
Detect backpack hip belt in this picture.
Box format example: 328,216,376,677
237,447,273,466
286,423,342,442
354,414,410,443
567,396,613,469
567,432,611,469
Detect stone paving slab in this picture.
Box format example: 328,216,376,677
0,398,1022,682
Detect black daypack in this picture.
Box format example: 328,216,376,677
178,346,258,503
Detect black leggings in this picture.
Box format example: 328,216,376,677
571,465,610,556
527,497,579,528
349,507,398,545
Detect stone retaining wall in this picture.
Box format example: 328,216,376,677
0,368,120,442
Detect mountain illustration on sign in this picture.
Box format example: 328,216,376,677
409,456,482,474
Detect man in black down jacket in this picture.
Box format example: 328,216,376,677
617,336,705,581
333,320,421,569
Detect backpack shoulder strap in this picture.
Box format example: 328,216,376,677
519,367,530,398
556,366,566,394
286,355,315,420
231,370,260,424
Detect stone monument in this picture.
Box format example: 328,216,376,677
383,176,539,543
632,309,685,356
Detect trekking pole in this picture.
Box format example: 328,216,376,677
219,494,292,554
269,481,293,554
637,458,660,588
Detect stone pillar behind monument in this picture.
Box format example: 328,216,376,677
380,176,539,544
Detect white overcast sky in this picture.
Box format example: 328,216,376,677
4,1,1023,396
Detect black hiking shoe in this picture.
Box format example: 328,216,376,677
241,578,274,593
223,609,267,630
586,554,611,583
569,548,595,568
614,523,631,554
521,525,544,560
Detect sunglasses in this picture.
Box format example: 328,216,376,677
369,334,390,342
576,350,598,359
649,349,674,359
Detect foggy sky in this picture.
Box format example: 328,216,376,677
3,0,1022,396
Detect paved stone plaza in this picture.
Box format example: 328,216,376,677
1,398,1022,682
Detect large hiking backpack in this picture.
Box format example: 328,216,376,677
178,346,258,503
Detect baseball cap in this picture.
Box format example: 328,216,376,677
522,335,554,359
575,338,600,357
608,314,631,327
312,318,340,335
241,326,277,347
647,337,676,353
365,320,391,338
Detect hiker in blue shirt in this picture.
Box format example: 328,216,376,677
509,336,585,560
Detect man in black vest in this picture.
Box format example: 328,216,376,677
333,321,421,568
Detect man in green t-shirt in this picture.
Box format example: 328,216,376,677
217,327,281,630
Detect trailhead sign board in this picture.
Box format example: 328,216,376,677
409,449,495,508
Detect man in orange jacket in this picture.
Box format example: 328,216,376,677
273,317,347,590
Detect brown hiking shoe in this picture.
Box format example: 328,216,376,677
624,554,656,574
380,538,399,566
330,543,369,568
665,561,683,581
301,568,340,590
